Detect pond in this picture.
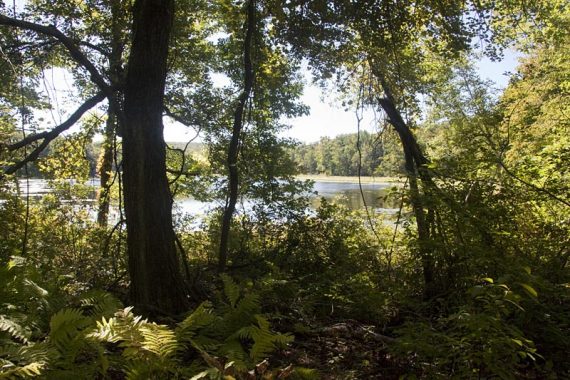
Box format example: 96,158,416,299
10,178,401,217
175,180,400,216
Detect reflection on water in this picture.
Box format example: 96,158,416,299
310,181,399,214
176,180,401,216
8,178,401,216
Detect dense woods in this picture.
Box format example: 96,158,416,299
0,0,569,378
291,131,404,177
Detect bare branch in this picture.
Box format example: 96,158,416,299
78,40,111,56
8,92,105,150
2,139,50,178
1,92,106,178
0,14,112,96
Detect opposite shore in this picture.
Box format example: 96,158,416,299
295,174,402,184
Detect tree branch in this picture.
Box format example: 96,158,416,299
7,92,105,151
0,14,112,96
0,14,127,138
78,40,111,56
1,92,106,178
498,161,570,208
164,106,194,127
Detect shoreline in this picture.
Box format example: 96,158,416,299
295,174,402,184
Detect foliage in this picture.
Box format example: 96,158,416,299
393,278,543,379
0,264,295,379
0,0,569,378
291,131,405,177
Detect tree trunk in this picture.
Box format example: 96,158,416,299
122,0,187,315
96,0,125,227
218,0,255,272
96,113,114,226
372,69,436,298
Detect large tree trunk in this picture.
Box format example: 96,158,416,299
122,0,187,315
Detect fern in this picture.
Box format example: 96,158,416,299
233,315,294,362
48,308,90,352
221,274,241,308
89,307,184,377
0,361,44,379
0,267,296,379
0,315,31,344
292,367,321,380
79,290,123,320
176,301,216,344
139,324,178,360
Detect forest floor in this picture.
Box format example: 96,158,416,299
272,320,406,379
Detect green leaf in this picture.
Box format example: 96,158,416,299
511,339,523,347
518,283,538,298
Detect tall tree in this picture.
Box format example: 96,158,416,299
218,0,255,272
0,0,188,315
121,0,187,314
268,0,554,297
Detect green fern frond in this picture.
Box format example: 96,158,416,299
190,335,221,352
79,290,123,319
230,315,293,362
17,342,55,366
94,307,147,348
249,330,277,362
235,325,255,341
140,324,179,360
218,293,262,338
292,367,320,380
221,274,240,308
0,361,44,378
176,302,216,343
0,315,31,343
218,339,248,369
48,308,91,356
235,293,261,316
124,362,160,380
254,315,270,331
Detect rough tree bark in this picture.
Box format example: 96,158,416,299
122,0,187,314
218,0,255,272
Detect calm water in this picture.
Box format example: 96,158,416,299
175,180,400,216
9,178,400,216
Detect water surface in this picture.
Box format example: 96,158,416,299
9,178,400,216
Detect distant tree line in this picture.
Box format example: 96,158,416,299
291,130,405,177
